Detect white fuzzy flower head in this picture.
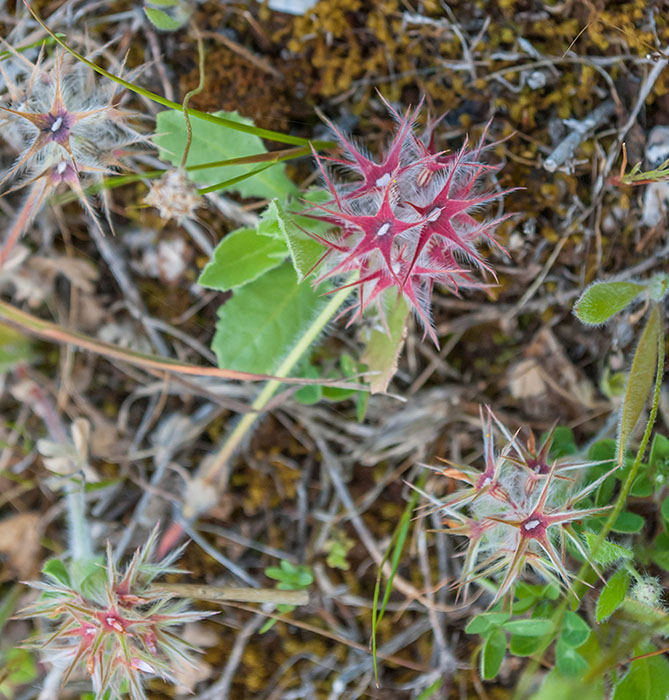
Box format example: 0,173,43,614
422,407,614,606
18,526,212,700
0,51,147,262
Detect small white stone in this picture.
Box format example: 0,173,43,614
642,181,669,227
51,116,63,132
266,0,318,14
527,70,547,90
377,222,391,237
375,173,392,188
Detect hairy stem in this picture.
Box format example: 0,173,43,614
194,284,354,499
66,481,93,562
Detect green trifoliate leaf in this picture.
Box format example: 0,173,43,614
502,618,554,637
649,433,669,470
573,280,646,325
561,612,590,648
661,496,669,522
555,637,588,677
611,511,645,533
465,612,510,635
509,633,551,657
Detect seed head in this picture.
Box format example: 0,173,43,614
631,576,664,608
144,168,202,224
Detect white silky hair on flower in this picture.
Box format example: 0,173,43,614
422,406,615,605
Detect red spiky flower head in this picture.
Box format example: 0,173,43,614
304,97,515,346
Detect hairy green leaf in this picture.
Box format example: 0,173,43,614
198,227,287,291
211,263,328,374
154,110,298,199
584,531,633,566
574,281,646,325
620,599,669,635
481,628,506,680
502,618,554,637
596,568,630,621
617,306,661,466
257,192,333,281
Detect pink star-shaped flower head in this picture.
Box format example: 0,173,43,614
306,98,513,347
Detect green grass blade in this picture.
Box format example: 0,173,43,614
196,164,275,196
0,33,65,60
371,470,427,684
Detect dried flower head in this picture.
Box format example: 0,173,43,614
423,407,613,605
305,96,514,345
144,168,202,224
19,527,210,700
